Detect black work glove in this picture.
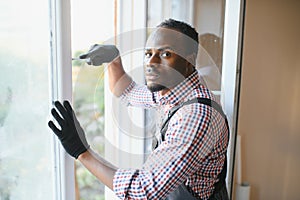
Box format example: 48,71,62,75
79,44,119,66
48,101,89,159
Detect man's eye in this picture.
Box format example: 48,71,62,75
161,51,171,57
145,52,152,58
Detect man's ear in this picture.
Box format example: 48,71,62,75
186,53,197,68
183,53,197,76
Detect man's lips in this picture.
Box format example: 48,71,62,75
145,73,160,80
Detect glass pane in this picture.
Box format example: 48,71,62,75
71,0,114,199
0,0,54,199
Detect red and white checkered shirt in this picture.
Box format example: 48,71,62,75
113,71,229,199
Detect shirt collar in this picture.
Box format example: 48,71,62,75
154,70,201,105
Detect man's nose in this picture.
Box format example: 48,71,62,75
146,54,160,66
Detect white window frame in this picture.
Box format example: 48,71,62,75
49,0,148,199
48,0,245,199
221,0,245,198
49,0,75,199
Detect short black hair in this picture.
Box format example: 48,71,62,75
157,18,199,55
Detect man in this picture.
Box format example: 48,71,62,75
48,18,229,199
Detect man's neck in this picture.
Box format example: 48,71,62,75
159,88,171,96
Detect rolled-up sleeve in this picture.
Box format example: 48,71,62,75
120,81,158,108
113,169,153,200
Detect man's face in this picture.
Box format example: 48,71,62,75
144,28,192,94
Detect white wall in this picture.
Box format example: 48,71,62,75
236,0,300,199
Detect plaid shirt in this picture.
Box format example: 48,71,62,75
113,71,229,200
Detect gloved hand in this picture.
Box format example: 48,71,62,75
79,44,120,66
48,101,90,159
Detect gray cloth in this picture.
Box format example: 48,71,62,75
164,182,229,200
209,183,229,200
165,184,198,200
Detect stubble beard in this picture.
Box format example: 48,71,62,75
147,83,167,93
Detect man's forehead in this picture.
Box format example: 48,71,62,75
145,27,185,51
146,27,183,42
149,27,183,37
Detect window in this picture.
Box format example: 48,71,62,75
71,1,114,199
0,0,243,199
71,1,147,199
0,0,54,199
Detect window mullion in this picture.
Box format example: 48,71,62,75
49,0,75,199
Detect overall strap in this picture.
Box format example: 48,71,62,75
160,98,229,142
157,98,230,199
